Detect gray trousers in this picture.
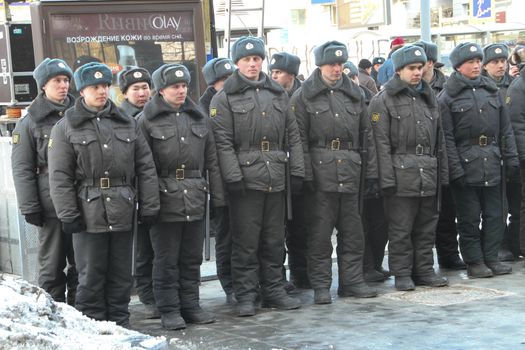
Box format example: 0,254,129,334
384,196,437,277
73,231,133,326
306,191,365,290
38,217,77,303
150,220,204,315
229,190,286,303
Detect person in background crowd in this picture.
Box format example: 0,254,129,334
371,57,385,90
292,41,379,304
116,66,159,318
138,63,225,330
506,43,525,258
370,45,449,291
210,36,305,317
48,62,159,327
414,40,466,270
343,61,390,283
358,59,379,95
481,43,520,262
12,58,78,305
439,43,518,279
269,51,310,291
199,57,236,304
378,37,405,86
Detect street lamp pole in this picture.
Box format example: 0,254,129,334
421,0,431,41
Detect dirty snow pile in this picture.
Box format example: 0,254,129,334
0,274,167,350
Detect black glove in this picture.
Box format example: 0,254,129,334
139,215,157,225
303,181,316,193
506,165,520,182
451,176,466,188
226,180,245,196
381,186,397,196
364,179,380,198
25,212,43,227
290,176,303,194
62,217,86,234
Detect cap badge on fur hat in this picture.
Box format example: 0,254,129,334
415,50,422,56
133,71,143,78
58,62,66,68
175,70,184,77
224,63,232,69
270,58,276,64
343,67,350,75
335,50,343,57
495,48,502,54
470,46,478,52
94,71,103,79
246,43,254,50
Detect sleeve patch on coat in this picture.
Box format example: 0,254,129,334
371,113,380,123
48,138,53,149
12,133,19,144
506,96,511,104
210,108,217,118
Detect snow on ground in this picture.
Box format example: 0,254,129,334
0,274,167,350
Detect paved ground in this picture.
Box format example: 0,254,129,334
129,253,525,350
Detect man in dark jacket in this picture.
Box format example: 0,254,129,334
210,36,305,317
344,60,389,282
292,41,379,304
116,66,159,317
358,59,379,95
482,44,520,261
507,47,525,256
371,57,385,90
439,43,518,278
199,58,236,304
12,58,78,305
269,51,309,290
48,62,160,327
414,40,465,270
138,63,225,330
370,45,449,291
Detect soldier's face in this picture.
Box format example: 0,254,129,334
237,55,263,81
80,84,109,110
484,58,507,79
457,58,482,79
124,82,151,108
271,69,294,90
397,63,424,86
320,63,343,85
43,75,70,104
160,83,187,108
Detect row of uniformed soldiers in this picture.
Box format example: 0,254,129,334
11,36,524,330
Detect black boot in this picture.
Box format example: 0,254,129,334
439,255,466,270
467,263,493,278
498,248,515,262
395,276,415,291
237,301,256,317
225,292,237,305
314,289,332,304
181,306,216,324
338,282,378,298
262,295,301,310
364,269,387,282
161,312,186,330
413,273,449,287
486,261,512,275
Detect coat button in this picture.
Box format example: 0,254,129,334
484,158,487,161
59,112,63,116
106,197,111,202
87,199,90,202
103,144,108,148
176,113,180,116
401,165,405,169
266,161,270,164
82,141,86,144
335,113,339,117
186,215,190,220
262,112,266,116
420,168,423,173
417,120,421,124
246,161,250,165
473,88,476,91
339,183,343,187
256,88,259,92
263,136,267,140
242,109,246,112
44,134,48,138
164,189,168,192
337,159,342,163
268,186,272,191
479,109,482,113
204,186,207,190
330,90,334,94
104,171,109,175
485,181,489,186
161,136,165,139
315,111,319,115
181,164,186,169
97,117,100,121
181,137,185,141
319,161,322,164
109,225,113,230
420,191,424,195
126,138,130,142
465,158,469,162
183,189,188,194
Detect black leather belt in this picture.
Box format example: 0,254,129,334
238,141,281,152
310,139,356,151
468,135,496,147
80,177,128,189
159,169,202,180
392,144,432,156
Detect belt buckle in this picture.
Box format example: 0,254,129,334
261,140,270,152
100,177,110,189
415,144,424,156
479,135,488,147
176,168,185,180
331,139,340,151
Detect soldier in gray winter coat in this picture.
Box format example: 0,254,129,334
138,63,225,330
48,62,159,326
292,41,379,303
370,45,449,291
210,36,305,317
439,43,518,279
12,58,78,305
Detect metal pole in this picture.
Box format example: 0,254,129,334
225,0,232,58
421,0,431,41
258,0,265,39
